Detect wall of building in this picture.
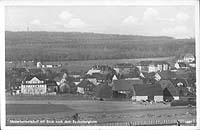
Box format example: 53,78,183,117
21,84,46,95
154,96,163,102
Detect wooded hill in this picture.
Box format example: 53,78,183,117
5,31,195,61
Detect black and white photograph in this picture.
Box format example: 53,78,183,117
1,0,199,129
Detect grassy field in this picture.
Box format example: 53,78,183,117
6,56,175,72
6,95,196,126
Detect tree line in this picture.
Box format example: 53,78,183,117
5,31,195,61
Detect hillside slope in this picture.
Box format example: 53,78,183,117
5,31,195,61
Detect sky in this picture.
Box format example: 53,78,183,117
5,6,195,38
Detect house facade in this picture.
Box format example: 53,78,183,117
21,76,47,95
136,61,170,73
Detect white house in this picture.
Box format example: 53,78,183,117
136,61,170,73
21,76,47,95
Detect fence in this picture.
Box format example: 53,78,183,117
68,119,196,126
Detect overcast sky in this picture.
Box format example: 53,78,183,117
5,6,195,38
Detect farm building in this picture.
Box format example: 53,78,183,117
76,79,95,94
93,82,113,99
21,75,47,95
132,84,163,102
159,80,180,101
136,60,170,73
174,62,187,69
112,79,143,99
184,53,195,63
113,63,140,78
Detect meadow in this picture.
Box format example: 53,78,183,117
6,95,196,126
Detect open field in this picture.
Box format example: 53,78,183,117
6,95,196,126
6,56,175,72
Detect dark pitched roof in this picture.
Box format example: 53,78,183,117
113,79,143,91
90,73,108,80
157,71,177,79
93,83,112,98
141,72,156,79
133,84,163,96
159,80,179,96
23,75,46,81
175,70,195,79
177,62,187,67
137,60,170,66
77,80,94,88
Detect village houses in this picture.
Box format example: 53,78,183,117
136,60,170,73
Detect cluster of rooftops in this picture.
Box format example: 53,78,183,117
7,54,196,101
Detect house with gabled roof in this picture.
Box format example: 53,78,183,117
112,79,143,99
114,63,140,79
174,62,187,69
21,75,47,95
132,83,163,102
76,79,95,94
158,80,179,101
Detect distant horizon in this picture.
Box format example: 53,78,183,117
5,30,195,40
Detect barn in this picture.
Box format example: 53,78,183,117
132,83,163,102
